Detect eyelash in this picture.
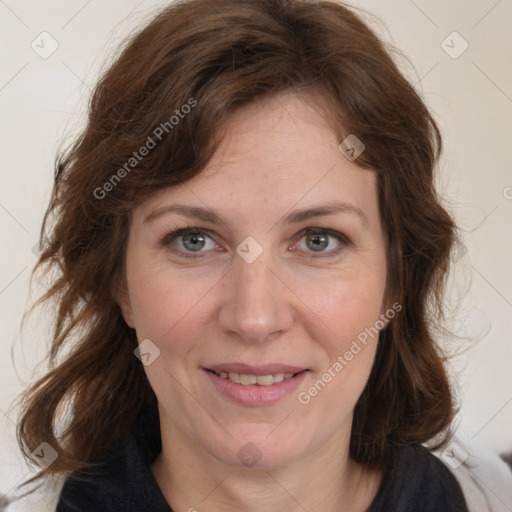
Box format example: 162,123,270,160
158,227,352,259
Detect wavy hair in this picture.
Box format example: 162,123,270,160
17,0,457,485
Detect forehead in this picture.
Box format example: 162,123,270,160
203,91,341,174
135,91,379,226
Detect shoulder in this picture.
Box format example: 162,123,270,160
432,438,512,512
369,443,469,511
55,413,171,512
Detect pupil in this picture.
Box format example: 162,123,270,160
183,233,205,251
307,233,327,251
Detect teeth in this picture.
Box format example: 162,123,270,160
228,372,240,383
214,371,295,385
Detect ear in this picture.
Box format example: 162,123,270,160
114,279,135,329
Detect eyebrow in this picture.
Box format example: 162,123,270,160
144,201,369,227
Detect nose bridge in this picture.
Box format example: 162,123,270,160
217,247,293,344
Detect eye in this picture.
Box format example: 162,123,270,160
159,226,351,259
159,228,218,258
294,228,350,256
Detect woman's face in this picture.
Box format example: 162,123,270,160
119,92,389,469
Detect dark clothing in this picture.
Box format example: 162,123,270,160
56,412,468,511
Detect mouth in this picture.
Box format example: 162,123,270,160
205,368,306,386
203,365,310,406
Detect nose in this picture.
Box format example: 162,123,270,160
217,251,294,345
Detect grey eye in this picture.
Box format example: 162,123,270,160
295,228,349,256
181,232,207,251
305,233,329,252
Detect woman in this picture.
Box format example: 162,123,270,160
15,0,471,510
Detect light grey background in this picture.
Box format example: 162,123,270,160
1,0,511,507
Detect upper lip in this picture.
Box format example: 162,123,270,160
205,363,308,376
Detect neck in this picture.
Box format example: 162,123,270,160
151,418,382,512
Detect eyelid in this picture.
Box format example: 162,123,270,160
296,226,351,245
159,227,217,247
159,226,351,258
292,227,352,257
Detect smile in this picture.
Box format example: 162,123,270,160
209,369,298,386
203,367,309,406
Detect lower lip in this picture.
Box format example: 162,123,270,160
204,369,309,406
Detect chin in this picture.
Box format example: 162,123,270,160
205,427,314,470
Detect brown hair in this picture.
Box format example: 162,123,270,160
17,0,457,486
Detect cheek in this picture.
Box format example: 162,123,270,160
294,275,385,421
293,264,386,414
126,258,215,341
127,271,213,393
296,263,387,355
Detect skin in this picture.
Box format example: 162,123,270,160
118,91,389,511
